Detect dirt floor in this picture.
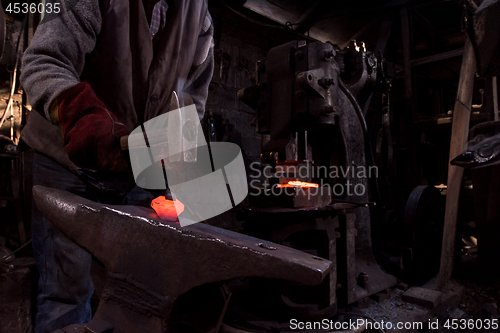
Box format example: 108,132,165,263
348,236,500,333
420,251,500,333
447,253,500,332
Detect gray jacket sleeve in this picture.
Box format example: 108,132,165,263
183,11,214,119
20,0,102,121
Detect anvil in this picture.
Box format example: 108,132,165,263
32,186,332,333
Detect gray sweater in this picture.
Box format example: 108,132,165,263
20,0,213,172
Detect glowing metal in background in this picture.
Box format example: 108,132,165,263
277,181,319,188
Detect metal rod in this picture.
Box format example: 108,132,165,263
493,76,498,121
0,14,26,130
219,0,317,42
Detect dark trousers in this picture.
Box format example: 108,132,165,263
32,152,153,333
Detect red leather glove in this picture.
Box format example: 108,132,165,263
56,82,130,171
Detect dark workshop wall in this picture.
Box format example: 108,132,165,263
205,29,264,172
204,1,300,229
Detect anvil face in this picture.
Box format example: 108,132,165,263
33,186,332,333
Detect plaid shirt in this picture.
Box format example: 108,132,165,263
150,0,169,38
142,0,168,54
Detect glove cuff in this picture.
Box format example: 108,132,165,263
57,82,131,171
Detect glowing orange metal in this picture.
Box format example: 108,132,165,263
277,181,319,188
151,196,185,221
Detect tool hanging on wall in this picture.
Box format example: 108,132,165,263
0,13,26,144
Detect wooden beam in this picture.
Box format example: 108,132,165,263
438,37,476,288
410,48,464,67
400,8,413,101
243,0,336,42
